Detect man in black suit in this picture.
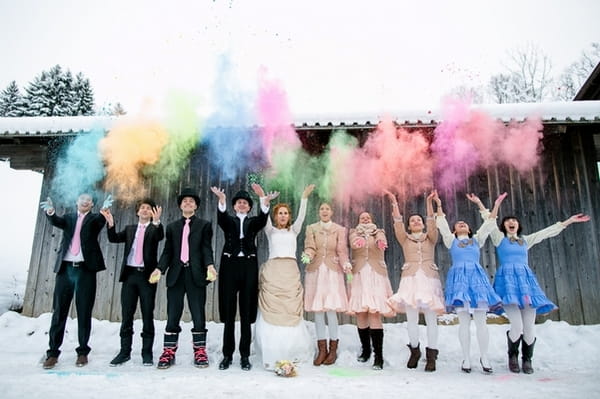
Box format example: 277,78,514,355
40,193,112,369
101,198,164,366
210,184,278,371
150,188,217,369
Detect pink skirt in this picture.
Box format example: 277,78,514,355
388,269,445,314
347,263,395,317
304,263,349,312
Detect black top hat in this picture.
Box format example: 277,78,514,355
177,187,201,207
231,190,253,209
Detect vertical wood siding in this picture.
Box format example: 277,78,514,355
22,125,600,324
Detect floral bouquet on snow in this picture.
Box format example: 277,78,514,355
274,360,297,377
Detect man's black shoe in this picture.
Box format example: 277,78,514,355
241,356,252,371
219,356,233,370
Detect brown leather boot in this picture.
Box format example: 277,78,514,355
313,339,328,366
406,343,421,369
424,347,438,372
323,339,339,365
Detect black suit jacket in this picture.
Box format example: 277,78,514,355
47,212,107,273
107,222,165,282
217,208,268,257
158,216,214,288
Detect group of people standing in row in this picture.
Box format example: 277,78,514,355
39,184,589,376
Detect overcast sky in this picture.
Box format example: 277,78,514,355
1,0,599,115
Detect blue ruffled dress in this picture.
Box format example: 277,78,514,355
445,237,502,312
493,237,557,315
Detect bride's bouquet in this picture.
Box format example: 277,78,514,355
274,360,297,377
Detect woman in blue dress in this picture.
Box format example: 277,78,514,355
434,191,504,374
488,207,589,374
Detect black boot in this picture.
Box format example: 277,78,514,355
141,334,154,366
110,336,132,366
406,343,421,369
157,333,178,369
424,347,438,372
357,327,371,362
192,330,209,368
521,338,536,374
370,329,384,370
507,331,522,373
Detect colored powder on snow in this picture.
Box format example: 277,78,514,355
50,127,106,206
99,118,168,204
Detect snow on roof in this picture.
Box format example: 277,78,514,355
1,101,599,136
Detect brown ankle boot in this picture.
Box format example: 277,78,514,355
323,339,339,365
313,339,328,366
406,343,421,369
425,347,438,372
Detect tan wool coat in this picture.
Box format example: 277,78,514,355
303,222,350,273
349,225,389,276
393,217,440,279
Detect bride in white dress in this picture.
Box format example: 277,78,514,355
254,184,315,370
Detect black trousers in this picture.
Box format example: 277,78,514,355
47,262,97,357
218,255,258,357
120,267,157,339
165,267,207,334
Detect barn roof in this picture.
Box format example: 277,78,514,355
0,100,599,137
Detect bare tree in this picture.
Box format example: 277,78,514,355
554,42,600,100
488,43,553,103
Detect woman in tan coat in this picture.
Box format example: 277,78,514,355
348,211,395,370
302,203,351,366
387,190,444,372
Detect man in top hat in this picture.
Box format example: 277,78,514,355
39,192,113,369
150,188,217,369
210,183,278,371
100,198,164,366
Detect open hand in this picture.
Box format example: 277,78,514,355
40,197,54,214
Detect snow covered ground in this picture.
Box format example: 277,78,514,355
0,309,598,399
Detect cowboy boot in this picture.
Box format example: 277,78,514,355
371,329,384,370
192,330,209,368
157,333,178,369
323,339,339,365
110,335,132,366
424,347,438,372
357,327,371,362
141,334,154,366
406,343,421,369
521,338,536,374
507,331,522,373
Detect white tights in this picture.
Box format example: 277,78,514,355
457,310,489,368
406,306,438,349
314,311,339,340
504,304,537,345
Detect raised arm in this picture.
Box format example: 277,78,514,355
426,191,438,242
525,213,590,249
292,185,314,234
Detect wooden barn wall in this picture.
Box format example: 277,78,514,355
22,125,600,325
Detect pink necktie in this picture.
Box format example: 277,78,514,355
69,213,84,255
180,219,190,263
134,224,146,264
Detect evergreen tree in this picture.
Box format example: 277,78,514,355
0,81,24,117
22,65,95,116
72,73,95,115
